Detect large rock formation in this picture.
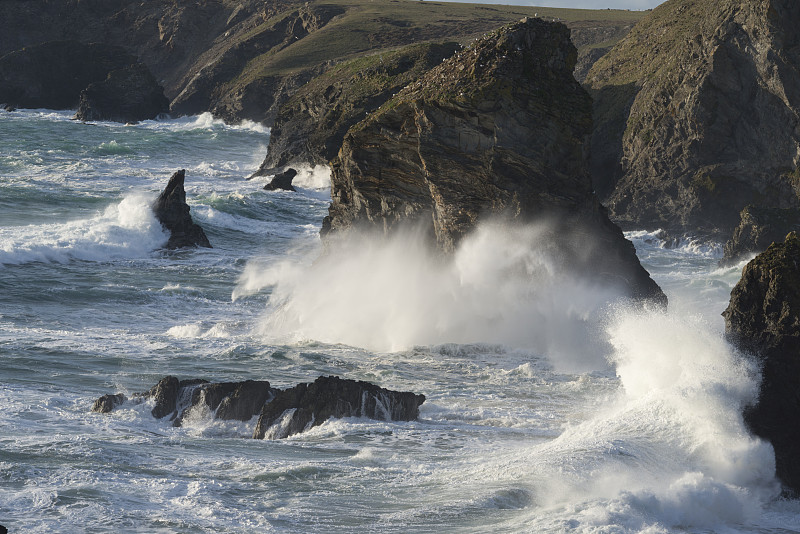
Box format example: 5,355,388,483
720,205,800,266
724,232,800,494
324,18,666,305
92,375,425,438
586,0,800,237
152,170,212,249
252,41,460,176
75,63,169,123
0,40,137,110
252,376,425,439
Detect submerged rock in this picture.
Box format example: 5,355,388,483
253,376,425,439
720,206,800,266
724,232,800,494
152,169,212,249
325,17,666,305
586,0,800,237
264,168,298,192
75,63,169,123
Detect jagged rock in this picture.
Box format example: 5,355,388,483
75,63,169,123
724,232,800,494
324,18,666,305
252,41,460,176
152,169,212,249
263,168,297,192
91,393,126,414
720,206,800,266
253,376,425,439
0,40,137,110
586,0,800,237
172,380,275,426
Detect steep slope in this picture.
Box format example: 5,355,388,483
586,0,800,237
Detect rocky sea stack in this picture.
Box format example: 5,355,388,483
724,232,800,494
587,0,800,237
152,169,212,249
75,63,169,123
324,17,665,305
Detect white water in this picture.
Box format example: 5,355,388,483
1,109,799,533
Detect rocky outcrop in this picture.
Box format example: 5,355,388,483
152,169,212,249
263,168,297,192
253,42,460,176
324,18,666,305
720,205,800,266
75,63,169,123
0,40,137,110
92,375,425,438
723,232,800,494
586,0,800,237
252,376,425,439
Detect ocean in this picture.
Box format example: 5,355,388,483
1,108,799,533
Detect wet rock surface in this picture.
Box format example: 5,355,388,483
724,232,800,494
263,168,298,192
721,206,800,266
152,169,212,249
75,63,169,123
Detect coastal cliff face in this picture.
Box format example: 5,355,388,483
325,18,666,304
724,232,800,493
586,0,800,237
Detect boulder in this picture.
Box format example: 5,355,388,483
0,40,137,110
720,206,800,266
75,63,169,123
263,168,298,192
152,169,212,249
253,376,426,439
324,17,666,305
586,0,800,237
723,232,800,494
91,393,126,414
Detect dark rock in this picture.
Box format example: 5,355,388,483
263,168,297,192
723,232,800,494
252,41,460,176
720,206,800,266
91,393,126,414
75,63,169,123
0,40,137,110
152,170,212,249
173,380,275,426
147,376,181,419
586,0,800,237
253,376,425,439
324,18,666,306
0,523,6,534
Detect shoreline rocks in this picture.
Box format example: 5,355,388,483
92,375,425,439
720,206,800,266
724,232,800,494
75,63,169,123
263,168,298,192
152,169,212,249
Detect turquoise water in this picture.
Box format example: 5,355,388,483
1,109,799,533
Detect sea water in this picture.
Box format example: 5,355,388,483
1,109,799,533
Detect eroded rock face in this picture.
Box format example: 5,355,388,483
587,0,800,237
0,40,137,110
721,206,800,266
75,63,169,123
252,376,425,439
264,168,297,192
724,232,800,493
152,169,212,249
325,18,666,305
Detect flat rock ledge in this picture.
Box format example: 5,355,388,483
152,169,211,249
93,375,425,439
723,231,800,495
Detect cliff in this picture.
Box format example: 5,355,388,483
586,0,800,238
324,18,666,305
724,232,800,494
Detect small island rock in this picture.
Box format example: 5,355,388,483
75,63,169,123
152,169,212,249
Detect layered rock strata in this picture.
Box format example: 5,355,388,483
92,375,425,439
724,232,800,494
721,206,800,266
586,0,800,237
75,63,169,123
152,169,212,249
324,18,666,305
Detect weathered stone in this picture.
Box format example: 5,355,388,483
173,380,274,426
253,376,425,439
91,393,126,414
264,168,298,192
724,232,800,494
324,17,666,305
147,376,181,419
152,169,212,249
586,0,800,237
721,206,800,266
75,63,169,123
